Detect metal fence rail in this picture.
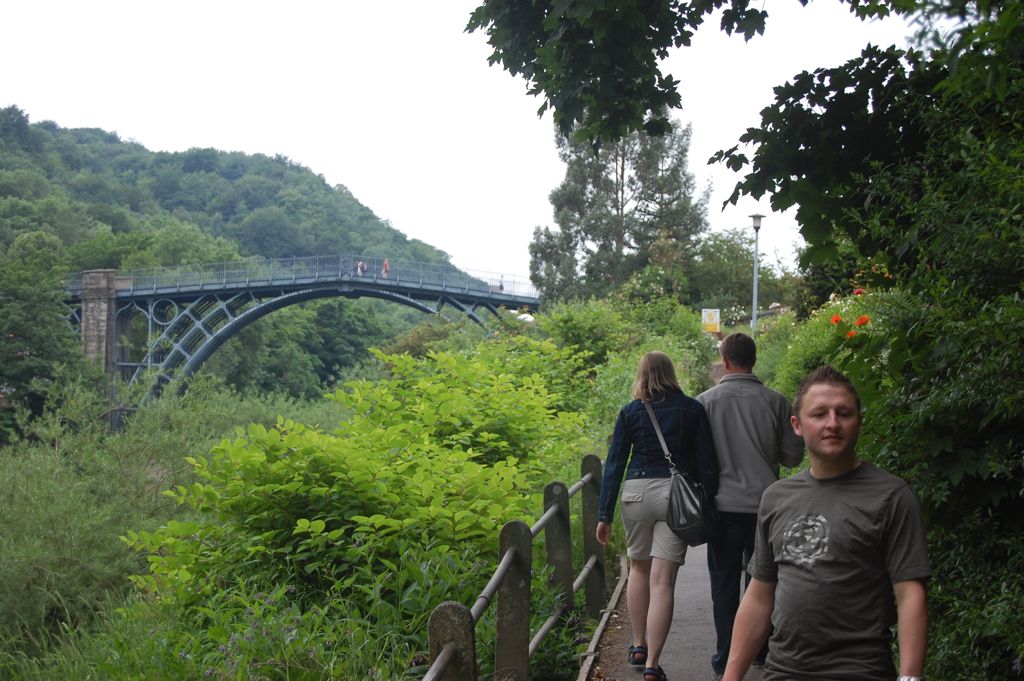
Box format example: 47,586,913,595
423,454,605,681
64,254,539,299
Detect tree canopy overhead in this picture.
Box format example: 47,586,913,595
468,0,1023,258
466,0,796,141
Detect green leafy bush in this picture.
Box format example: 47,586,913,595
770,292,874,400
332,346,586,469
751,310,797,389
126,417,536,601
114,340,593,677
536,299,632,372
926,512,1024,681
589,331,716,440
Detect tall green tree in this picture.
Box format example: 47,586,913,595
529,119,707,300
0,232,86,437
687,228,796,321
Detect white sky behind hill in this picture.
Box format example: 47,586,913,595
2,1,913,278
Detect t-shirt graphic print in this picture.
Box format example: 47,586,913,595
780,514,829,567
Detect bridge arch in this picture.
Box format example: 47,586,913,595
156,287,461,386
67,255,539,393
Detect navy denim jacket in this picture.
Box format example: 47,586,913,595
598,389,719,524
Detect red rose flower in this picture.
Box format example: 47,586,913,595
855,315,870,326
830,314,842,325
847,330,857,338
853,288,865,295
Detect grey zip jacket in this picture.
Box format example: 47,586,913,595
696,373,805,514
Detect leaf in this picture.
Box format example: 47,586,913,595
208,625,230,643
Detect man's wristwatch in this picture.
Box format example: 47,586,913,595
897,676,924,681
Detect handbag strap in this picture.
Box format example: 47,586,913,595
643,400,680,476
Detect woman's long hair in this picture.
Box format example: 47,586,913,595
631,351,682,401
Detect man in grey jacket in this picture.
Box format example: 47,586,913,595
696,333,805,677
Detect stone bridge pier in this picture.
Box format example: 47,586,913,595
79,269,119,378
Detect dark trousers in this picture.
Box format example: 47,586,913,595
707,511,768,673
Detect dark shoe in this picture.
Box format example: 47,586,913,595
627,645,648,666
643,667,667,681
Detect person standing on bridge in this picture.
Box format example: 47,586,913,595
695,332,804,677
722,366,930,681
381,258,390,278
597,351,719,681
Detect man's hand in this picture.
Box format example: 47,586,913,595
596,521,611,546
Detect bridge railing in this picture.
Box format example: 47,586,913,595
63,255,539,300
424,453,605,681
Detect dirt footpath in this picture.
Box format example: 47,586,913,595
582,544,763,681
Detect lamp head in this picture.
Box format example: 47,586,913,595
749,213,764,231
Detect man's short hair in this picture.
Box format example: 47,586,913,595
720,332,756,370
793,365,862,416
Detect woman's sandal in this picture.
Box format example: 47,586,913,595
643,666,668,681
627,644,648,666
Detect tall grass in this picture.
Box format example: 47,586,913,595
0,372,348,666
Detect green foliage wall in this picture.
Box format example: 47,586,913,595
538,297,717,436
536,298,632,372
774,288,1024,679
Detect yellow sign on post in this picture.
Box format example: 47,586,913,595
702,308,720,333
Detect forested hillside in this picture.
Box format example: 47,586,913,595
0,105,448,265
0,105,456,403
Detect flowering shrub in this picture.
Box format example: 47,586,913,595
774,286,1024,678
771,291,878,400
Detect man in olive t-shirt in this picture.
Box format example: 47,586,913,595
722,366,931,681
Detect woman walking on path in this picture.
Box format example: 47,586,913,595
597,351,719,681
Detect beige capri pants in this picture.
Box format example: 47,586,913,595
620,478,688,564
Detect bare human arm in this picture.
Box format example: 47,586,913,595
721,577,776,681
894,579,928,677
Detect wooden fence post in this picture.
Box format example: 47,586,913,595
544,482,573,602
495,520,532,681
580,454,605,618
428,601,476,681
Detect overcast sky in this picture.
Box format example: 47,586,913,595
2,1,912,278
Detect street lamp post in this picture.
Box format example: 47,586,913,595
750,213,764,336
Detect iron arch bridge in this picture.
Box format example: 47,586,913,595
66,254,539,390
